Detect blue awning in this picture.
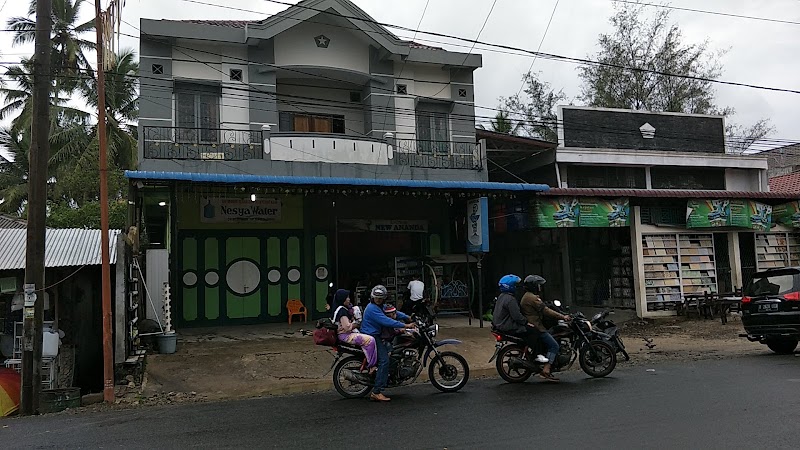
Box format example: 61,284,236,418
125,171,550,192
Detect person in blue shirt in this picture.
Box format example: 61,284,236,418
360,284,416,402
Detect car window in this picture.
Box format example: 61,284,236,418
745,273,796,296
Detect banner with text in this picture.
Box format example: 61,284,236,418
772,201,800,228
338,219,429,233
200,197,282,223
534,197,630,228
686,199,771,230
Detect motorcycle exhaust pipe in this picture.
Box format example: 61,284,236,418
508,357,539,372
343,370,370,385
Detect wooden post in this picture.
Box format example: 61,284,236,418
95,0,115,403
21,0,53,416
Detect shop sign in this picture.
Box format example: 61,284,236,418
535,197,630,228
339,219,429,233
467,197,489,253
686,199,772,230
200,197,282,223
772,201,800,228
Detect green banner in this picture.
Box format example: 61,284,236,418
535,197,629,228
687,199,772,230
773,201,800,228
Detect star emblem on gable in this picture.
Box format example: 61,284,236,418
315,35,330,48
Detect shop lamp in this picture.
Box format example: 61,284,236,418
251,194,256,202
158,201,167,207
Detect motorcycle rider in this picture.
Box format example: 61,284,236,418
491,275,547,366
520,275,570,381
360,285,417,402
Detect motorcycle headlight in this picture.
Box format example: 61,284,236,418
428,324,439,337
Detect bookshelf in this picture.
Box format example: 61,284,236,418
642,234,681,311
755,232,799,271
611,245,634,307
642,233,718,312
679,234,717,296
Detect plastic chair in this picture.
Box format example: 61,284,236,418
287,300,307,325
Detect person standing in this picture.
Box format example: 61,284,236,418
403,273,425,315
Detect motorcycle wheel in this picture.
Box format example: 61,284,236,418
579,340,617,378
429,351,470,393
332,355,372,399
495,344,533,383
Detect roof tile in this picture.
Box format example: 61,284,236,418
769,172,800,194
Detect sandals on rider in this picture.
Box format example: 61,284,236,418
539,372,560,382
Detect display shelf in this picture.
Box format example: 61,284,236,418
755,233,790,271
642,234,682,310
679,234,717,297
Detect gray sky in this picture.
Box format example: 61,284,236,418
1,0,798,149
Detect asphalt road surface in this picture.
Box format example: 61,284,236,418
3,353,799,449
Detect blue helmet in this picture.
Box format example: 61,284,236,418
498,274,522,293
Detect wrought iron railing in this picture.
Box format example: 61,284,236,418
142,126,263,161
394,139,482,170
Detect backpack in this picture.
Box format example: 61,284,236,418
313,318,338,346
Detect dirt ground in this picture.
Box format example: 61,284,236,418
99,314,771,409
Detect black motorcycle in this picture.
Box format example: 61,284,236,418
590,310,630,361
490,311,617,383
330,318,469,398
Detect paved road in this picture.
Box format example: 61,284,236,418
3,353,799,449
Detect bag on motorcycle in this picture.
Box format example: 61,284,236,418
315,318,338,330
313,327,337,346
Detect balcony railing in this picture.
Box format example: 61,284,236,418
394,139,482,170
142,126,263,161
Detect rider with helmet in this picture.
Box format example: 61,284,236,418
491,275,545,361
360,285,417,402
520,275,570,380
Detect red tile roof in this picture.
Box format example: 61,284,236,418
769,171,800,194
541,188,799,200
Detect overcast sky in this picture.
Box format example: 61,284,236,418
1,0,798,149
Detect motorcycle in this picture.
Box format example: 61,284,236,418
489,310,617,383
590,309,630,361
330,317,469,398
547,300,629,362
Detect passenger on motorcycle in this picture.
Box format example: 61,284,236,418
380,304,406,341
332,289,378,375
491,275,548,362
360,285,417,402
520,275,570,381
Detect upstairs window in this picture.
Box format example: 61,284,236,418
568,165,647,189
650,167,725,190
175,83,220,143
416,110,449,155
279,112,345,134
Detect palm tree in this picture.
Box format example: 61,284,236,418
0,58,90,134
57,49,139,169
7,0,96,91
490,111,523,135
0,128,32,214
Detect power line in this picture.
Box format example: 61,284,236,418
431,0,498,98
611,0,800,26
514,0,560,99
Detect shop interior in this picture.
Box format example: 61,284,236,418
567,228,635,309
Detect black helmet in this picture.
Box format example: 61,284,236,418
523,275,546,293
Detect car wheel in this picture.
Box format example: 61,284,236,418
766,339,798,355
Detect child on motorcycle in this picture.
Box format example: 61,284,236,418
332,289,378,375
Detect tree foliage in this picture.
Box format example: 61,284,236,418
577,3,773,153
498,72,566,142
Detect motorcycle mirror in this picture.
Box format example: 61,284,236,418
553,300,562,307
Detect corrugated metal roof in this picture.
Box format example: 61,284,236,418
541,188,800,200
0,214,27,229
0,229,121,271
179,19,254,28
125,171,550,192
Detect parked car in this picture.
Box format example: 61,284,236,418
740,267,800,354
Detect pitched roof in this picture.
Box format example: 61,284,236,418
181,20,253,28
769,171,800,194
0,228,121,271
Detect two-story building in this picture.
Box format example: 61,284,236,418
126,0,548,328
485,106,799,318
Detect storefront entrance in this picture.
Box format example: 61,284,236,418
177,232,304,327
569,228,634,308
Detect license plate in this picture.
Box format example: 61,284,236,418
757,303,779,312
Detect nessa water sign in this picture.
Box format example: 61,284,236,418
201,197,282,223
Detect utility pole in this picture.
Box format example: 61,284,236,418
95,0,115,403
21,0,53,416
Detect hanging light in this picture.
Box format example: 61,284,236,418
251,193,256,202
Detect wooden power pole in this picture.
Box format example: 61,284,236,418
21,0,53,416
95,0,115,403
